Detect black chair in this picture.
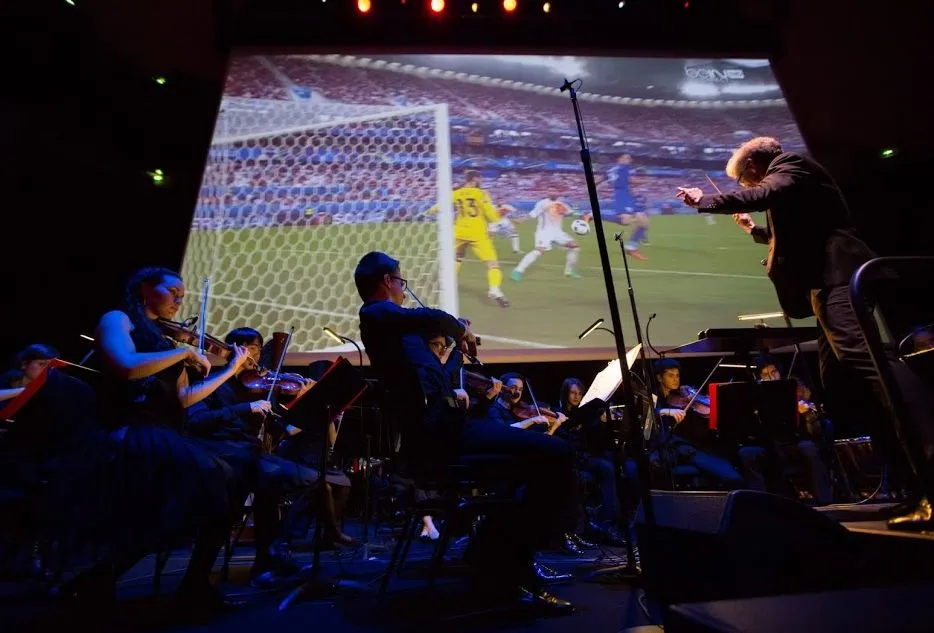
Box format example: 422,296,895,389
849,256,934,504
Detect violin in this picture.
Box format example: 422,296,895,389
510,400,560,423
666,385,711,418
461,369,498,397
157,318,233,365
239,368,308,398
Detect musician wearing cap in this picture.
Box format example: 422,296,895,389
676,137,934,529
355,251,577,614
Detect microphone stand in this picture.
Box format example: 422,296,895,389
562,78,657,581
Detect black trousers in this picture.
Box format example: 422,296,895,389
415,406,576,588
811,286,934,497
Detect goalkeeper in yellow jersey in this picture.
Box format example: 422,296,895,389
428,170,509,308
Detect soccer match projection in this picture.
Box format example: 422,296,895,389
181,54,809,355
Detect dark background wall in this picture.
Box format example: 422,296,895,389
3,0,930,375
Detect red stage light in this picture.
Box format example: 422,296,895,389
357,0,371,13
503,0,517,12
431,0,445,12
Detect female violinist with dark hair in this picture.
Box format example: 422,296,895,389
555,377,629,546
73,266,251,611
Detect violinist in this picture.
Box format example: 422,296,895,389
185,327,351,587
77,266,247,612
489,373,568,435
755,355,832,505
555,378,629,547
487,373,597,557
355,251,574,613
654,359,765,491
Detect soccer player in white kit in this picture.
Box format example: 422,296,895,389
510,192,590,281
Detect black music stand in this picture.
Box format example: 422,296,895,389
278,357,368,609
711,379,798,445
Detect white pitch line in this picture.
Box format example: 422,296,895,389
208,294,351,318
476,334,562,348
220,247,768,281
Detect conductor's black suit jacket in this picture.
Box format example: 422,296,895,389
698,152,876,317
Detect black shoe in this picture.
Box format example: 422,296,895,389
531,562,572,584
559,533,583,557
517,586,575,615
887,497,933,531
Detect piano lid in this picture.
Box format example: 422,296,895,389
670,326,820,355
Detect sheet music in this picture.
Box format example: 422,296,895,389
580,344,642,407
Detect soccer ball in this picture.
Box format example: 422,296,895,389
571,219,590,236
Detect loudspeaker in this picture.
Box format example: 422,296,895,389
634,490,866,607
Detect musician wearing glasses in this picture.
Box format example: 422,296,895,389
356,251,576,613
675,138,934,529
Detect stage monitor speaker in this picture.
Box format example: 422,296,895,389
634,490,866,607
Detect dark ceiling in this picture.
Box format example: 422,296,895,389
2,0,931,361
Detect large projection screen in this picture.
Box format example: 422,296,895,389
181,54,810,361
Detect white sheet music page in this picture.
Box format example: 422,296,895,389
581,344,642,406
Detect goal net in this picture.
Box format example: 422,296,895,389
182,97,456,353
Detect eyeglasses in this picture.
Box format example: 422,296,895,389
390,276,408,290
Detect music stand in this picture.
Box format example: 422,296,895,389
709,379,798,444
278,357,368,608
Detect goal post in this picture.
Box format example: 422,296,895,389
181,97,456,353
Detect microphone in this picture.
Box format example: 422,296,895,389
578,318,605,340
560,78,574,93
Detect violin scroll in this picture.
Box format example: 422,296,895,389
457,318,482,358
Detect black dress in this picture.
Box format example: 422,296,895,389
97,334,233,554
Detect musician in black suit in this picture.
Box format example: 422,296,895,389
355,251,575,613
677,137,934,528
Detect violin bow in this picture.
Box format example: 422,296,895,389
523,377,543,418
265,326,295,402
197,277,210,355
681,357,726,411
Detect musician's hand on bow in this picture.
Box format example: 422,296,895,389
661,408,686,423
676,187,704,208
229,344,252,373
454,388,470,409
547,412,568,434
486,377,503,400
732,212,756,234
250,400,273,415
186,348,213,376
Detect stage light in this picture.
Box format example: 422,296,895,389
357,0,371,13
430,0,444,12
503,0,517,12
881,148,897,159
146,169,165,186
618,0,625,7
153,76,166,85
471,2,478,10
543,2,550,12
